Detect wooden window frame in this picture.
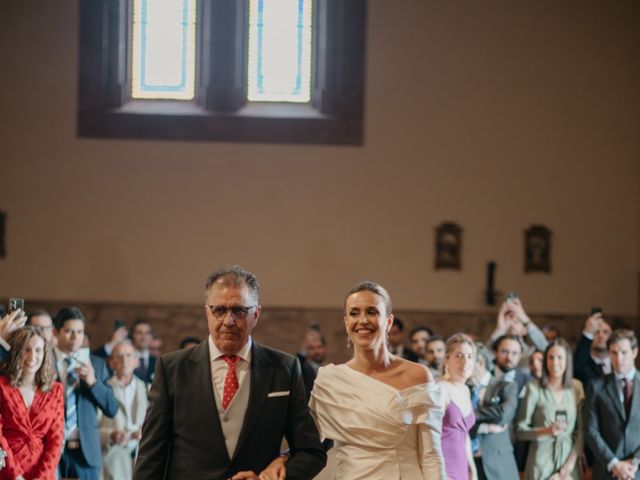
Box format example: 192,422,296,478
77,0,366,145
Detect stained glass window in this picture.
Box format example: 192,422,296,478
247,0,313,103
131,0,197,100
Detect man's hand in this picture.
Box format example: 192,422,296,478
110,430,130,445
106,326,129,349
259,455,288,480
611,460,636,480
485,424,508,434
507,298,531,325
76,361,96,387
0,309,27,341
230,471,259,480
583,312,603,336
495,302,511,335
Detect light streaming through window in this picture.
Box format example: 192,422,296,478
247,0,313,103
131,0,197,100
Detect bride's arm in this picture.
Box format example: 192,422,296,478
418,382,447,479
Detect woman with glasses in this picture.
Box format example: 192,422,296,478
0,326,64,480
306,281,445,479
516,338,584,480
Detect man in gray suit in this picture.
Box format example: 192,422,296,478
134,266,326,480
472,343,520,480
584,329,640,480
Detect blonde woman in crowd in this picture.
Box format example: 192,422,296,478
438,333,478,480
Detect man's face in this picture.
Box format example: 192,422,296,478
149,337,163,357
307,337,327,364
495,338,522,372
132,323,153,351
206,283,261,355
30,314,54,343
387,325,403,348
610,339,638,376
593,322,612,352
110,342,139,379
425,340,446,368
55,319,85,354
410,330,430,358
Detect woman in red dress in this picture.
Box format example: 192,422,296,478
0,326,64,480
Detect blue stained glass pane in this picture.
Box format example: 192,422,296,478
248,0,313,103
131,0,196,100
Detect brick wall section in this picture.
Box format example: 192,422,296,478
28,300,639,365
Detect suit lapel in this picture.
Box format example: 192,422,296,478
604,374,626,421
189,342,231,463
628,371,640,424
233,342,275,459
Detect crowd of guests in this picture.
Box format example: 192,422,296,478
0,267,638,480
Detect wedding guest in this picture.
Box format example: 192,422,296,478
516,338,584,479
0,326,64,480
439,333,477,480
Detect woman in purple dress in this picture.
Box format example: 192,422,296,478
438,333,478,480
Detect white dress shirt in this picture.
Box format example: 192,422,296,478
207,335,252,408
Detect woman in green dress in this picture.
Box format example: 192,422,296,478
516,338,584,480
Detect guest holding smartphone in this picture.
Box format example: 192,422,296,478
516,338,584,480
0,326,64,480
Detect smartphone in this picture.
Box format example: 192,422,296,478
590,306,603,316
505,292,519,303
76,347,91,365
555,409,568,425
8,298,24,313
114,319,127,330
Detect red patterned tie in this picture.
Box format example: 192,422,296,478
222,355,240,410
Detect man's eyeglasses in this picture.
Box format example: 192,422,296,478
207,305,257,320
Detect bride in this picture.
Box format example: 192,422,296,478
309,281,446,479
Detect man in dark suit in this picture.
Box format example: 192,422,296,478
53,307,119,480
387,318,419,362
134,266,326,480
574,311,612,391
584,329,640,480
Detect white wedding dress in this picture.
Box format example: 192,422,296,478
309,364,446,480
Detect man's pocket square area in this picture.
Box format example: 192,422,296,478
267,391,290,398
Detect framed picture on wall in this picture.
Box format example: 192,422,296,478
435,222,462,270
524,224,551,273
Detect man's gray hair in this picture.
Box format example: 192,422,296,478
205,265,260,302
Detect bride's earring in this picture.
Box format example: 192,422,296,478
347,337,352,349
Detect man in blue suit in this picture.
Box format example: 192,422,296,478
53,307,119,480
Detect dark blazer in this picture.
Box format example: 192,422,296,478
574,334,605,391
134,340,326,480
584,372,640,479
0,343,7,361
473,378,520,480
133,354,156,383
55,353,119,468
